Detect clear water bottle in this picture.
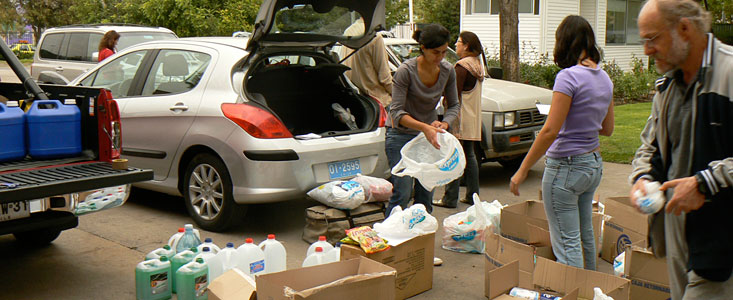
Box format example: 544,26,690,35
236,238,266,278
259,234,287,274
135,256,172,300
176,224,202,253
302,247,331,267
171,247,198,294
216,242,238,273
175,258,208,300
145,245,176,262
306,236,334,257
197,238,221,254
195,247,222,281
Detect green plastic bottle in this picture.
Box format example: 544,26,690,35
171,247,198,293
135,256,172,300
176,257,209,300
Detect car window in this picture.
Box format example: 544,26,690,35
273,4,363,37
141,49,211,96
386,43,460,65
266,55,316,66
39,33,64,59
79,50,149,98
117,32,177,50
67,33,90,61
88,33,103,62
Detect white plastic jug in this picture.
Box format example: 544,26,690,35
259,234,287,274
306,236,334,257
145,245,176,262
176,224,202,253
236,238,265,278
216,242,238,273
175,258,208,300
302,247,336,267
325,243,341,262
195,247,222,281
197,238,221,254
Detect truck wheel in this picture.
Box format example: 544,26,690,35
13,228,62,246
499,154,526,170
183,153,246,232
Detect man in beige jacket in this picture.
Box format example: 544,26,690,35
341,19,393,108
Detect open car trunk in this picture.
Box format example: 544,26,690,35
245,62,379,137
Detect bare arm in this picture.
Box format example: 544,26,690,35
599,100,614,136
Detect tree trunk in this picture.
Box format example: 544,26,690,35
499,0,519,82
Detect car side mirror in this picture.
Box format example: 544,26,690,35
488,67,503,80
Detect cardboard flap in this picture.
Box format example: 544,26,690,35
285,271,396,298
534,257,630,300
485,233,535,273
208,268,257,300
527,223,551,247
624,246,670,285
563,288,579,300
487,260,520,299
604,197,648,234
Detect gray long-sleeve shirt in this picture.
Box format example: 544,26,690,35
386,58,460,135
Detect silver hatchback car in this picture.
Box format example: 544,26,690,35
70,0,390,231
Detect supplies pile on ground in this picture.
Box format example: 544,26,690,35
441,194,504,253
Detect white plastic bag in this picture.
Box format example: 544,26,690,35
373,204,438,239
391,132,465,191
613,251,625,277
471,199,505,234
593,287,614,300
441,194,490,253
350,174,392,202
306,180,365,210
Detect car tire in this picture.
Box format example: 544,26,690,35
13,228,62,246
499,154,526,170
183,153,246,232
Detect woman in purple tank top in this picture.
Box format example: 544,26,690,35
509,15,615,270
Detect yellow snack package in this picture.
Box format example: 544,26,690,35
345,226,390,254
339,236,361,246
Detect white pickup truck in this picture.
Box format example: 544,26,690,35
375,37,553,169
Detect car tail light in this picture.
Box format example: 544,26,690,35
221,103,293,139
369,96,387,127
97,89,122,160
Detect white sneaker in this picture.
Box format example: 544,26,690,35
433,257,443,266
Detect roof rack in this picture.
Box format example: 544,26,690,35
54,23,157,29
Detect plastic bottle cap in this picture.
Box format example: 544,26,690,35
318,236,326,241
203,247,210,252
159,256,168,262
205,238,212,243
178,228,184,232
245,238,254,244
196,258,204,263
184,224,194,230
315,247,323,252
191,247,198,252
226,242,234,248
163,245,171,250
268,234,276,239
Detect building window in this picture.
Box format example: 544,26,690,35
466,0,538,15
606,0,642,44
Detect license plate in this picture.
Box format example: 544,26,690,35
328,159,362,180
534,130,540,138
1,201,30,222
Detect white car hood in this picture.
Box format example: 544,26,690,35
481,78,553,112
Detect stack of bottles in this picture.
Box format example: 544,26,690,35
135,229,342,300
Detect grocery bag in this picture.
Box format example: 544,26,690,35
306,180,365,209
441,194,490,253
391,132,465,191
350,174,392,202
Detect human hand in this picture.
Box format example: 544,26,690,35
431,120,449,130
510,170,528,196
660,176,705,216
422,125,445,149
629,178,649,213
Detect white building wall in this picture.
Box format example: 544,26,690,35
460,14,542,62
543,0,580,56
602,45,648,70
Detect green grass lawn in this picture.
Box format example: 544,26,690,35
600,102,653,164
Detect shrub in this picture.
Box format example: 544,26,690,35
603,56,659,103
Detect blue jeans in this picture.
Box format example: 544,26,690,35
385,128,434,215
542,151,602,270
443,140,479,205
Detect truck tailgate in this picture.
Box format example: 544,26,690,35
0,162,152,204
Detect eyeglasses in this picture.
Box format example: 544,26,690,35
640,32,662,47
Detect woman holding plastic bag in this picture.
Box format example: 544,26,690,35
385,23,460,215
433,31,485,208
509,15,614,271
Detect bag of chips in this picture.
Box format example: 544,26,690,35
345,226,390,254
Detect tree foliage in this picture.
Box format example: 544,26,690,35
705,0,733,24
415,0,459,44
385,0,408,30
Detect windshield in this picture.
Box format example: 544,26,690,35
386,42,460,65
273,4,365,37
117,32,178,50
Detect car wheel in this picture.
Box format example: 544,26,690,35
499,154,526,170
183,153,246,232
13,228,62,246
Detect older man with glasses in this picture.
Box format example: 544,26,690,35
629,0,733,299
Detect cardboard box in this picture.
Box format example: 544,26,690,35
500,200,603,258
255,257,396,300
340,232,434,300
208,268,257,300
485,255,631,300
624,246,670,300
601,197,648,263
484,233,538,288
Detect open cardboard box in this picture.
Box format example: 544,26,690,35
623,246,670,300
601,197,648,263
208,257,397,300
500,200,603,258
340,232,434,300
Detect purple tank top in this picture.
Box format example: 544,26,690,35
546,64,613,158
